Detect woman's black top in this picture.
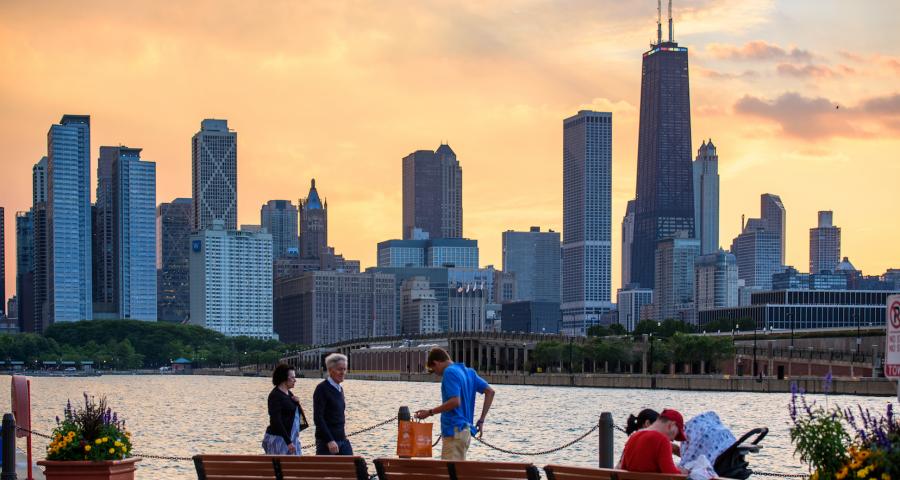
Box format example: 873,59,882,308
266,387,298,445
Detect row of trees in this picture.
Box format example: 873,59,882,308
532,320,736,372
0,320,307,369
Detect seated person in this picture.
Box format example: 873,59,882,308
625,408,659,435
620,409,688,474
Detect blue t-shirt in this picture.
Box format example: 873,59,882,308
440,362,489,437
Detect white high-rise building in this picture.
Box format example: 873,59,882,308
401,276,439,334
694,249,738,312
190,221,273,338
561,110,613,335
192,119,237,231
617,287,653,332
761,194,786,267
810,211,841,274
693,140,719,255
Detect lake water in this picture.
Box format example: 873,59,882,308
2,375,895,479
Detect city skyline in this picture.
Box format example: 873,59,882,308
2,1,900,304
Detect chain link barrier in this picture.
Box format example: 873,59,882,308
473,423,600,456
14,418,813,479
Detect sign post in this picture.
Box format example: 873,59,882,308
885,295,900,403
11,375,33,480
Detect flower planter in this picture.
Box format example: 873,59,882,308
37,457,140,480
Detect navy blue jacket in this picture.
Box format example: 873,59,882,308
313,379,346,443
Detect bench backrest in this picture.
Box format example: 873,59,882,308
544,465,689,480
374,458,453,480
374,458,540,480
194,455,369,480
453,460,541,480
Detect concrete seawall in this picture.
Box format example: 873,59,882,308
300,370,897,396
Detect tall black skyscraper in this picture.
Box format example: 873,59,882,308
630,3,694,289
402,144,462,240
157,198,192,323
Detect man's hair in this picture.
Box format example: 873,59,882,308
272,363,295,386
325,353,348,370
426,347,451,367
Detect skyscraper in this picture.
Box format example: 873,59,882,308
654,234,700,322
694,249,738,312
402,144,462,240
810,211,841,274
693,139,719,255
32,203,48,331
33,157,47,205
157,198,192,323
731,218,782,290
93,147,117,313
192,119,237,231
261,200,299,258
617,287,653,332
15,211,34,332
621,200,635,288
47,114,93,324
502,227,561,303
400,276,440,334
299,179,327,258
111,147,157,320
631,6,695,290
190,221,273,338
562,110,613,335
761,193,786,267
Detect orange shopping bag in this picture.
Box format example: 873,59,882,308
397,419,433,457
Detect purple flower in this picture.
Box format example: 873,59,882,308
823,371,833,394
55,416,60,425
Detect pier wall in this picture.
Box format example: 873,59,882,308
299,370,898,396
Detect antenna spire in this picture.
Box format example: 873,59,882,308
657,0,662,45
668,0,674,42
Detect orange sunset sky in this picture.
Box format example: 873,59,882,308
2,0,899,305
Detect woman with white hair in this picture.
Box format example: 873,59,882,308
313,353,352,455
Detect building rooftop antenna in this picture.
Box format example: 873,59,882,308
668,0,674,43
657,0,662,46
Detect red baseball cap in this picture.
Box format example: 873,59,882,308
659,409,687,441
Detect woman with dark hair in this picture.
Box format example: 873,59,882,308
625,408,660,435
262,363,307,455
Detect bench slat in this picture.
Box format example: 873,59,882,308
195,454,367,480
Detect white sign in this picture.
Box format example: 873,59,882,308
885,294,900,379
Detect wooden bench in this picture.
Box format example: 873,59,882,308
544,465,731,480
193,454,369,480
374,458,540,480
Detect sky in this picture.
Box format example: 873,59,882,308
2,0,899,305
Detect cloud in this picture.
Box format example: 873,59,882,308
734,92,900,140
707,41,813,62
775,63,837,78
697,67,759,79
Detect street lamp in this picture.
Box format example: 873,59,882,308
788,311,794,348
648,333,654,375
855,312,861,356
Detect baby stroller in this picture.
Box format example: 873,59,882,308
713,427,768,480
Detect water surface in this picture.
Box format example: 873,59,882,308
2,375,893,479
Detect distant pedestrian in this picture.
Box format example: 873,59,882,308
415,347,495,460
620,408,688,474
314,353,352,455
262,363,306,455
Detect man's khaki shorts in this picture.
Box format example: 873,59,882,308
441,427,471,460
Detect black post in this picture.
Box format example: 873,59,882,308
398,406,410,422
1,413,16,480
598,412,614,468
753,322,759,381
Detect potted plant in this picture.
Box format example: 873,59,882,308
37,393,139,480
789,380,898,480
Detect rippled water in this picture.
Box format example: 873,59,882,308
2,375,895,479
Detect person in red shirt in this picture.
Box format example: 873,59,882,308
619,409,688,474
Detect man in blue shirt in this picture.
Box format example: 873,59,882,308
415,347,495,460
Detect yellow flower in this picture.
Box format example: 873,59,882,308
114,441,122,447
857,450,871,460
95,438,102,445
84,445,91,452
856,468,868,478
102,437,109,443
122,446,128,453
67,431,74,437
882,474,891,480
850,459,863,470
108,448,115,454
836,466,849,480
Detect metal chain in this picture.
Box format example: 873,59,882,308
751,472,809,478
473,423,600,456
136,453,194,461
347,416,396,438
16,426,54,439
433,435,442,447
